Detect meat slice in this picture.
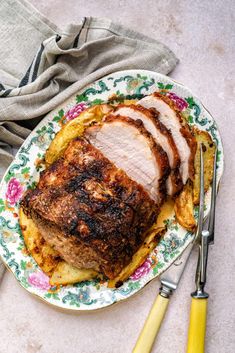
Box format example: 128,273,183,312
138,92,197,184
21,138,157,279
113,104,183,196
86,115,170,205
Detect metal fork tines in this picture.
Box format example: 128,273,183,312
192,143,217,299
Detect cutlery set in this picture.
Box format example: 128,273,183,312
133,145,218,353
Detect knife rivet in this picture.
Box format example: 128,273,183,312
159,285,173,298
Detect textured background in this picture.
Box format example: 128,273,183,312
0,1,235,353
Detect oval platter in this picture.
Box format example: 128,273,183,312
0,70,224,311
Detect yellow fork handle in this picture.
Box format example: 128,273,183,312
187,297,208,353
133,294,169,353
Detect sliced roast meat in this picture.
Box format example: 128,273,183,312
86,115,170,205
113,104,183,196
138,93,197,184
21,138,157,279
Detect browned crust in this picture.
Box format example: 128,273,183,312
31,212,102,273
152,92,197,181
103,114,170,205
181,126,197,180
169,168,184,196
114,103,160,120
114,104,183,196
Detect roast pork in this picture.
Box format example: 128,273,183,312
113,104,183,196
138,93,196,184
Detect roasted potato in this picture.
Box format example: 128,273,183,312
122,99,138,105
192,127,216,205
174,128,216,230
19,207,60,275
45,104,113,166
174,181,196,232
50,262,98,286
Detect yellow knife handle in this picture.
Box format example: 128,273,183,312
133,294,169,353
187,297,208,353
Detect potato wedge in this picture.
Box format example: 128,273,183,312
192,127,216,204
19,207,60,275
50,262,98,286
174,129,215,230
174,181,196,232
45,104,113,166
123,99,138,105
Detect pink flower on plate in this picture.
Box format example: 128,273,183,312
167,92,188,111
28,271,50,290
65,103,88,121
6,178,23,205
130,259,152,281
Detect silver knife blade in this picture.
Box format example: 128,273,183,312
159,242,193,297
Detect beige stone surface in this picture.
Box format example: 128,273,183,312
0,1,235,352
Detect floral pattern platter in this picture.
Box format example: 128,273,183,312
0,70,224,311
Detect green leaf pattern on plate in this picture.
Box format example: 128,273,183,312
0,70,224,311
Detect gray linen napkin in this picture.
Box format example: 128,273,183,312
0,0,178,281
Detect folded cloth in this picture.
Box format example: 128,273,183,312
0,0,178,281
